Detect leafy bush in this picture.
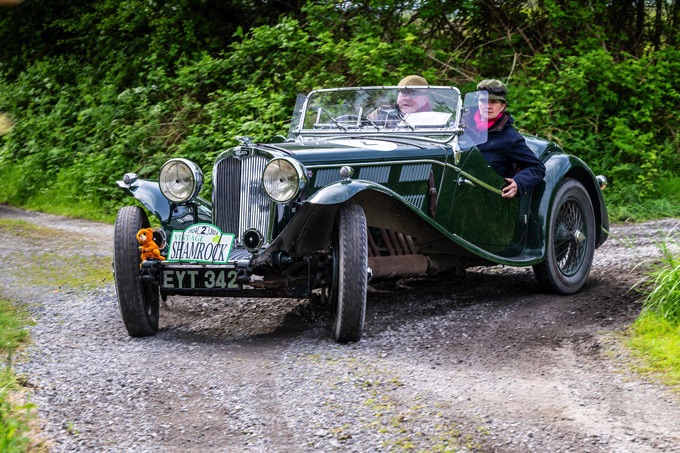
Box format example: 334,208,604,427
513,47,680,204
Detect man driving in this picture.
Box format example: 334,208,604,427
396,75,431,113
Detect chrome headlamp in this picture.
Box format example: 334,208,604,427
159,158,204,203
262,157,307,203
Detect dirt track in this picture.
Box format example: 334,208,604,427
2,205,679,452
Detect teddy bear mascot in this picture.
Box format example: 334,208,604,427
136,228,166,266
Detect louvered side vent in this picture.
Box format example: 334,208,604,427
213,155,272,247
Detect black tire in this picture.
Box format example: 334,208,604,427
113,206,160,336
533,179,596,295
329,204,368,343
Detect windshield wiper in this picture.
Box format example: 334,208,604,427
316,107,347,132
391,103,414,131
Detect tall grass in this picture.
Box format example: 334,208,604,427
627,226,680,388
638,224,680,324
640,259,680,324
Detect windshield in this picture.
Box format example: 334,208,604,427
288,86,464,142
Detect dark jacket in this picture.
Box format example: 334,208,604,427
476,112,546,197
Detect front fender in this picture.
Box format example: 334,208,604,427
253,179,411,267
116,176,212,230
254,178,460,268
254,179,382,266
305,178,378,205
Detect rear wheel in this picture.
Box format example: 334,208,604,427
113,206,160,336
533,179,596,295
329,204,368,343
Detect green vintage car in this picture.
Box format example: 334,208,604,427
113,85,608,343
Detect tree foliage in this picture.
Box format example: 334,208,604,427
0,0,678,220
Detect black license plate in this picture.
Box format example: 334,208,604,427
161,267,240,290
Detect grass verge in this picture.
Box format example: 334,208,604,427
627,311,680,389
0,219,113,291
0,217,112,451
0,297,41,451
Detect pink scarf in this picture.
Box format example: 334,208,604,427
474,110,501,131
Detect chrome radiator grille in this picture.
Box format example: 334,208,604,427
213,155,272,247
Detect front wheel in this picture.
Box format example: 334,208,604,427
533,179,596,295
113,206,160,336
329,204,368,343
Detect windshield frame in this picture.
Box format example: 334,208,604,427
288,86,465,143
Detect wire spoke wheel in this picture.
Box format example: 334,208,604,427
533,179,595,295
553,200,587,276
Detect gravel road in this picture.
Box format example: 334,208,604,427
2,204,679,452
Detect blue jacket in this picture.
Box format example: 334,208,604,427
476,112,546,197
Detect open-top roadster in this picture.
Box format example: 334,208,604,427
113,85,608,343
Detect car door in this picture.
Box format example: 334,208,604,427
446,146,531,258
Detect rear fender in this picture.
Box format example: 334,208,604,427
530,155,609,255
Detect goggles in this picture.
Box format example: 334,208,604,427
478,86,507,96
398,88,428,96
